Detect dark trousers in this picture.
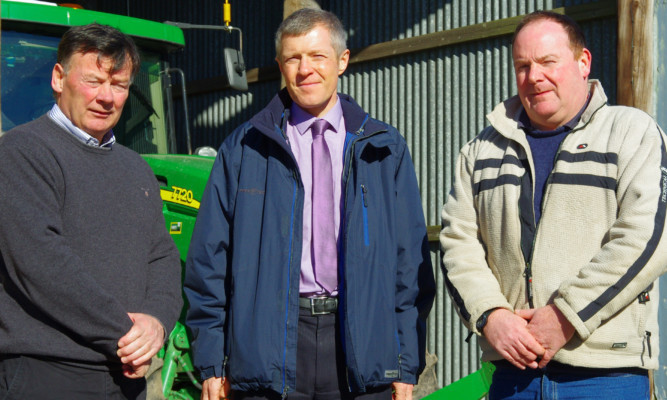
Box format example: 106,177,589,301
236,308,392,400
0,355,146,399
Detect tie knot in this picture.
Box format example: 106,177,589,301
310,119,329,138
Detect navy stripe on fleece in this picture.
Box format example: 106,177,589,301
472,156,524,195
578,128,667,322
558,151,618,165
474,175,522,196
474,155,524,170
550,173,617,190
442,270,471,322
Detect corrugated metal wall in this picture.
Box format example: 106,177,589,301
99,0,619,391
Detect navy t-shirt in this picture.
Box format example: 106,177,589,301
520,98,590,224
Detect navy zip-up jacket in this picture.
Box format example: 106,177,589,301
185,90,435,395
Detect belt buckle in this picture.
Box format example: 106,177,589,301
310,297,328,315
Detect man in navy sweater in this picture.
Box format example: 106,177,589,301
0,23,182,399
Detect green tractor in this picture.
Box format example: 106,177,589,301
1,2,496,399
1,1,214,398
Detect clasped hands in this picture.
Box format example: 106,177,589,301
117,312,165,378
483,304,575,369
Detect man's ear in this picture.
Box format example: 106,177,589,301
51,63,65,94
338,49,350,76
578,48,592,80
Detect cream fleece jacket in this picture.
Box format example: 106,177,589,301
441,80,667,369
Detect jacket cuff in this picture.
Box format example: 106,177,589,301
199,365,224,381
398,370,418,385
553,297,590,340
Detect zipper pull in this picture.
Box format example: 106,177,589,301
524,263,534,308
646,331,652,358
361,184,368,207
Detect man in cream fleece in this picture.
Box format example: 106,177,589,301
441,10,667,400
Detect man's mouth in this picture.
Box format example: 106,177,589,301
530,87,552,97
297,80,320,88
91,110,112,117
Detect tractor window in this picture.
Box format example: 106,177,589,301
1,30,172,155
1,30,58,133
114,53,172,154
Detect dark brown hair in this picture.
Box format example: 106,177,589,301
57,23,140,80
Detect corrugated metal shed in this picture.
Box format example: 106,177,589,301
97,0,630,393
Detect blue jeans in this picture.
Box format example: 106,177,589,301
489,361,649,400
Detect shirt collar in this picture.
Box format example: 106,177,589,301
48,104,116,148
290,97,343,136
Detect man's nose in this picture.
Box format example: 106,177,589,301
96,83,113,104
526,64,542,83
298,58,313,75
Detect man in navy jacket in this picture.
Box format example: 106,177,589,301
185,8,435,400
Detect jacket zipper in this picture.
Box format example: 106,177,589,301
340,124,386,391
641,331,652,366
523,262,534,308
523,127,579,308
280,178,298,397
360,184,370,246
395,330,402,381
222,355,228,382
273,114,302,398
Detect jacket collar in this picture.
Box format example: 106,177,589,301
487,79,608,142
249,88,386,141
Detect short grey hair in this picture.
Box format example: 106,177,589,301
275,8,347,58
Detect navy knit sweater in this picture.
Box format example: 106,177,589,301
0,115,182,367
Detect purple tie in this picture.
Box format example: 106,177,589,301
311,119,337,293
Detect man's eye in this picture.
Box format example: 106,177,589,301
112,84,129,92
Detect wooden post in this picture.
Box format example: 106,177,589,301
617,1,655,394
617,0,654,113
283,0,321,19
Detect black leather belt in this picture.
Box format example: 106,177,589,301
299,296,338,315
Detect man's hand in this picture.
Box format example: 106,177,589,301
392,382,413,400
117,313,165,373
482,308,545,369
516,304,575,368
201,376,231,400
121,361,152,379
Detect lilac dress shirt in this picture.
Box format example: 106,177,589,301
286,99,345,297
